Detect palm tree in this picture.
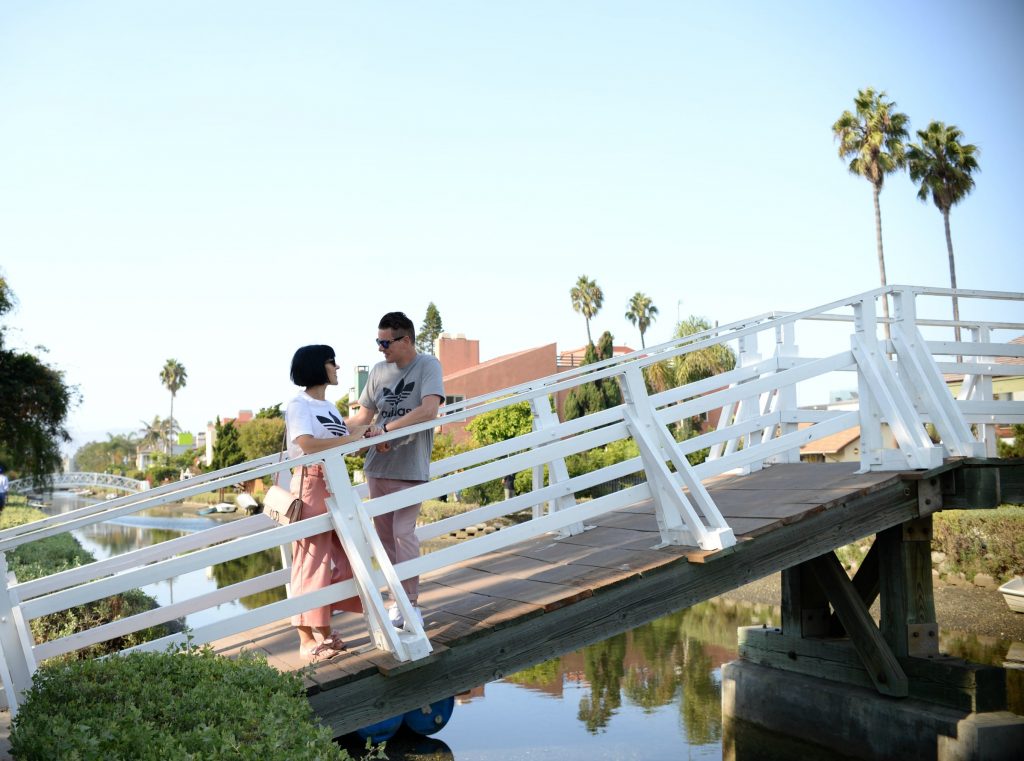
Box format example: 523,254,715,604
907,121,980,343
832,88,910,335
159,359,187,453
624,292,659,349
138,416,166,453
570,275,604,346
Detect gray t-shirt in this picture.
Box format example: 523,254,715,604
359,353,444,482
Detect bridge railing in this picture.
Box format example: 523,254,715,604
0,285,1021,715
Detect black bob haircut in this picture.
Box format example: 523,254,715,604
378,311,414,336
290,344,335,387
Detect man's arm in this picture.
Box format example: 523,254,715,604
378,394,442,433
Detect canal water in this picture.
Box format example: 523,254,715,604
44,492,1023,760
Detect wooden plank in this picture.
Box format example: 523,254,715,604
808,551,908,697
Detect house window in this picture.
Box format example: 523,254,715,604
445,395,465,406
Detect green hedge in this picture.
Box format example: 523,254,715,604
932,505,1024,583
10,645,360,761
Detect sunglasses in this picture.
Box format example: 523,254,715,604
325,358,338,367
375,335,408,349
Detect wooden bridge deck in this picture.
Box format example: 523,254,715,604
208,461,965,736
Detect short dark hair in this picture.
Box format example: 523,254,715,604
290,344,335,387
378,311,414,337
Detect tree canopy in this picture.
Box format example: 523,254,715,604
466,401,533,447
0,276,76,480
416,302,444,355
209,417,244,470
564,331,622,420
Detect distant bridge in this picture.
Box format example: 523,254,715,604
7,472,148,495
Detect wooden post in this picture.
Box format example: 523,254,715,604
878,517,938,659
781,562,829,637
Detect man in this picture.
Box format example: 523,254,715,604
348,311,444,628
0,467,8,512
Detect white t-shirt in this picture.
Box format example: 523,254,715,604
284,391,348,459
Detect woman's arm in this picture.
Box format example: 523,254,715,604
292,434,351,455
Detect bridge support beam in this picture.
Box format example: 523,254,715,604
729,510,1023,759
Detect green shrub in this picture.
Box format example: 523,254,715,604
933,505,1024,582
10,645,357,761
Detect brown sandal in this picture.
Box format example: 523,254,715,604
320,630,346,650
300,641,344,663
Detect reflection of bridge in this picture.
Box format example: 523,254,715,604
1,285,1023,755
7,472,148,495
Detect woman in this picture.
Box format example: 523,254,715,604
285,344,361,662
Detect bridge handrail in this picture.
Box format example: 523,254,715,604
0,284,1021,715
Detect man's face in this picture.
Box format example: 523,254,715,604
376,329,414,364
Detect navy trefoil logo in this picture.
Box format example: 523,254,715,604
316,411,348,437
382,379,415,407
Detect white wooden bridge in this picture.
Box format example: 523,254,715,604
1,285,1022,737
7,472,148,495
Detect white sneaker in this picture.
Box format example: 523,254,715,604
388,604,423,630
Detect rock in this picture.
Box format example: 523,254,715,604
931,551,946,564
972,573,997,589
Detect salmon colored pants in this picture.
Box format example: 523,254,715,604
368,477,424,603
289,466,361,628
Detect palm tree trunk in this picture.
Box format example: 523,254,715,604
943,209,961,345
640,329,646,349
167,395,174,455
585,319,593,347
872,184,891,342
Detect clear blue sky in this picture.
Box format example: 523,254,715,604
2,1,1023,454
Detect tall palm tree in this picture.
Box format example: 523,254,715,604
832,88,910,335
624,292,659,349
907,121,980,343
570,275,604,346
159,359,188,453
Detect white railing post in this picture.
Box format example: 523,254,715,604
529,393,582,536
957,325,997,457
851,291,943,470
889,288,985,459
0,553,37,717
768,322,801,464
621,366,735,550
321,457,431,662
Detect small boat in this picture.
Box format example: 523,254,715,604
998,577,1024,614
214,502,237,513
197,506,218,515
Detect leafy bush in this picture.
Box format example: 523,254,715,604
10,645,358,761
932,505,1024,582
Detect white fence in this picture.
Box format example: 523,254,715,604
1,285,1022,715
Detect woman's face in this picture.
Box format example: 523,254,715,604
324,357,339,386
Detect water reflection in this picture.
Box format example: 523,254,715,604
57,493,285,629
